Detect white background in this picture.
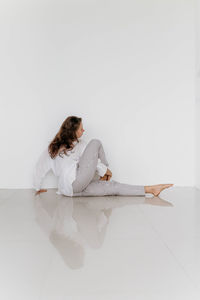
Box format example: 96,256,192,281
0,0,196,189
195,0,200,189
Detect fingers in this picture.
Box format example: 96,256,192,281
100,174,112,181
100,175,107,181
106,168,112,177
100,174,109,181
35,189,47,195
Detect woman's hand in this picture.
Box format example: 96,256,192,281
100,174,109,181
106,168,112,177
100,168,112,181
35,189,47,195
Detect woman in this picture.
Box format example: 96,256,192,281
33,116,173,197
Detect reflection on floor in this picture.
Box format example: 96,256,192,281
0,187,200,300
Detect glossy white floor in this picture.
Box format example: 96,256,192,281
0,186,200,300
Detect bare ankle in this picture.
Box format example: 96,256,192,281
144,186,153,194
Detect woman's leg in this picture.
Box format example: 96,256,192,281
72,181,174,197
73,179,146,197
72,138,174,197
72,139,109,193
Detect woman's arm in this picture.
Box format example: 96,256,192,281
33,148,52,194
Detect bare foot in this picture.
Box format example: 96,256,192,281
146,184,174,196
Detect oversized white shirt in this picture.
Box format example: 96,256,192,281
33,138,108,197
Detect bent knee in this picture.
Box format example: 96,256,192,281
89,138,101,145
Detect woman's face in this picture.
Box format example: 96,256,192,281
76,122,85,138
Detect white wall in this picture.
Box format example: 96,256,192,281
0,0,196,189
196,100,200,189
195,0,200,189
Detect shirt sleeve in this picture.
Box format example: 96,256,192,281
33,148,52,191
96,159,108,177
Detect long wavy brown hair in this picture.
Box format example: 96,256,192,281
48,116,82,159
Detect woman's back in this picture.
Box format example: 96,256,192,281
33,138,87,192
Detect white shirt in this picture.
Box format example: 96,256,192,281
33,138,108,197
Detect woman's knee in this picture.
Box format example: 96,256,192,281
89,138,101,146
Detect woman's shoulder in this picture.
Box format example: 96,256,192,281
56,139,88,155
57,141,78,156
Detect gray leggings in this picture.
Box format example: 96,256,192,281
72,139,146,197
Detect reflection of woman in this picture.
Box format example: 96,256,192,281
33,116,173,197
34,195,111,268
